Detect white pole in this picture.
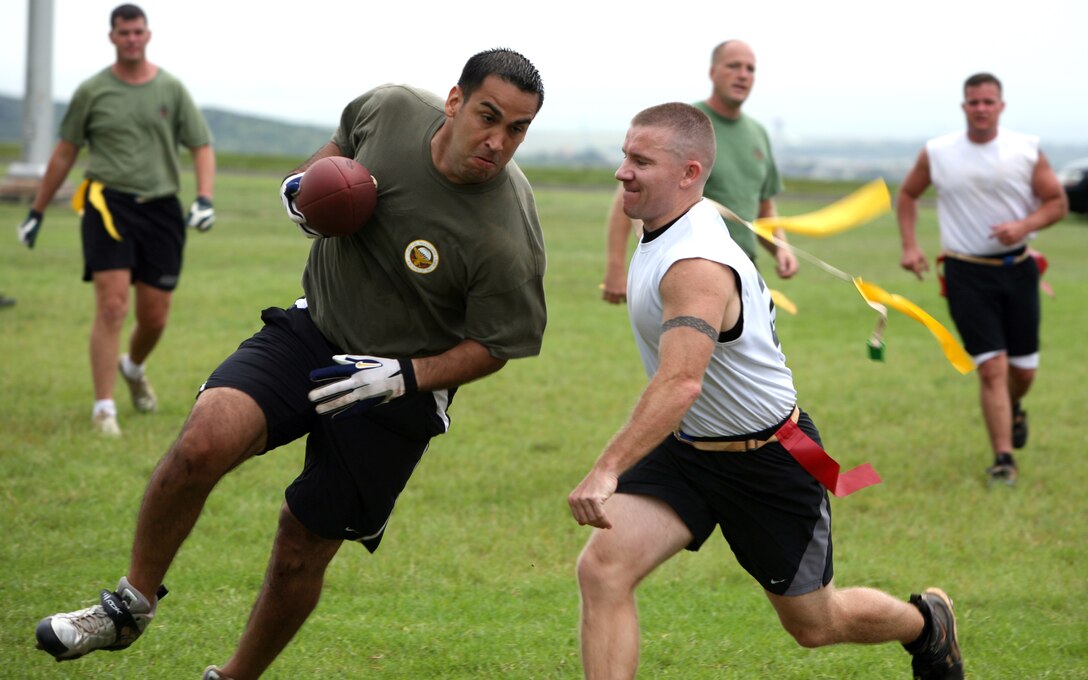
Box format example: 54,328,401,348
21,0,56,171
2,0,57,198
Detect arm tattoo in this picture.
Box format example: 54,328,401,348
662,315,717,342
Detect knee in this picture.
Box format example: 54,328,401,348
166,423,237,485
576,543,636,599
782,621,833,649
97,296,129,328
139,313,168,336
269,506,339,580
976,355,1008,384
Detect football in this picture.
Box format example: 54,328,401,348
295,157,378,237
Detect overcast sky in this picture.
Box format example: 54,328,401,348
2,0,1086,148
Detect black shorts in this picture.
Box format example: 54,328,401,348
945,251,1040,358
201,303,454,551
80,183,186,291
616,410,833,596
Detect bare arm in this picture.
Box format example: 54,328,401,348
990,151,1069,245
601,186,639,304
190,144,216,200
30,140,81,213
755,198,798,279
411,339,507,392
896,148,932,280
570,257,734,528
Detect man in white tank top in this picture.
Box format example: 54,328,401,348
570,103,962,680
896,73,1068,485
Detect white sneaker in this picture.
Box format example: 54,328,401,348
35,577,157,661
119,355,157,412
92,410,122,436
203,666,235,679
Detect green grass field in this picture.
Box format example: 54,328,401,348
1,165,1086,679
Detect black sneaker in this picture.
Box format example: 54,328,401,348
1012,402,1028,449
986,452,1018,486
908,588,963,679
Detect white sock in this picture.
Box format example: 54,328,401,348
121,355,145,379
93,399,117,417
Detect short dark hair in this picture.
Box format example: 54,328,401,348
631,102,716,172
458,48,544,112
964,72,1002,96
110,4,146,28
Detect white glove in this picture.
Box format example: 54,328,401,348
185,196,215,231
308,354,417,417
280,172,321,238
18,210,43,248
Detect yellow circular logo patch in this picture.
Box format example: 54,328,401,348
404,239,439,274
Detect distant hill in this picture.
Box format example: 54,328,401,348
4,93,1086,180
0,93,333,157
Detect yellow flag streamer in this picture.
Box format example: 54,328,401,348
853,278,974,374
770,289,797,315
751,178,891,241
705,187,973,374
70,178,122,241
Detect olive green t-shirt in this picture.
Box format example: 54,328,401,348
59,67,212,199
693,102,783,260
302,84,547,360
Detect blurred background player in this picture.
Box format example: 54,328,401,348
16,3,216,435
896,72,1067,484
600,39,796,304
34,48,546,680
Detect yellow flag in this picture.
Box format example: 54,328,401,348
752,179,891,241
770,289,798,315
853,278,974,374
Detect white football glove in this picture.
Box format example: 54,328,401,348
18,210,43,249
279,172,321,239
309,354,417,417
185,196,215,231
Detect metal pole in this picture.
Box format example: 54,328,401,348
21,0,56,171
1,0,57,199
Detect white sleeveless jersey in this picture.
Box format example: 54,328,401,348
627,199,796,437
926,128,1039,255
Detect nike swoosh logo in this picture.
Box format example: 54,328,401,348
770,578,787,584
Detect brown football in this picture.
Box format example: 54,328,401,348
295,156,377,237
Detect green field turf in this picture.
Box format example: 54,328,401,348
1,165,1085,678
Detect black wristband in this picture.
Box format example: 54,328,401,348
398,358,418,393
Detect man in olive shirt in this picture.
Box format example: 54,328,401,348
35,48,546,680
600,40,797,304
16,3,216,436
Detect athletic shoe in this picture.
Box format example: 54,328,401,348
986,452,1018,486
0,294,15,308
1012,402,1028,449
92,410,121,436
203,666,234,679
908,587,963,679
35,577,163,661
119,355,157,412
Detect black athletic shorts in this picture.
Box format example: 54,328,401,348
80,183,187,290
201,303,454,552
945,250,1040,358
616,410,833,596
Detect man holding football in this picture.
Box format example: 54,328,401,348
34,48,547,680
